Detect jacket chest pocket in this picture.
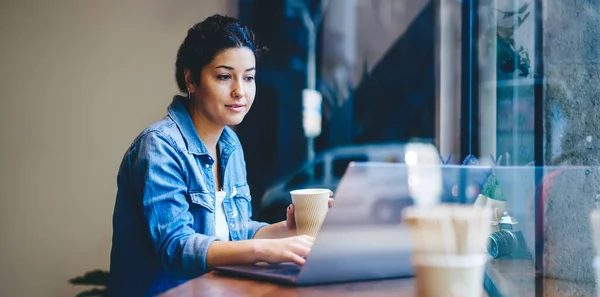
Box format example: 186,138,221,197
189,191,214,211
230,184,252,224
188,191,214,232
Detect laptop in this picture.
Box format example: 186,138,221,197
214,162,419,285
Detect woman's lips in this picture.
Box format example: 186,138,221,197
225,104,245,113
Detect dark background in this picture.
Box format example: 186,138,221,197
235,0,436,219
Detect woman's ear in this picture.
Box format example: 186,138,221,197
184,69,196,94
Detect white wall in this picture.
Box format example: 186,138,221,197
0,1,236,296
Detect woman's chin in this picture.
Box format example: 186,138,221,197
224,115,246,126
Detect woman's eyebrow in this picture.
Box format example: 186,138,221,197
215,65,234,70
214,65,256,72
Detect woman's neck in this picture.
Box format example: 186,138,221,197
186,104,224,153
196,122,222,152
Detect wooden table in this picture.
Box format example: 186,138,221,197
158,271,485,297
158,272,421,297
158,259,598,297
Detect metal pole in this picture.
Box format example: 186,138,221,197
300,5,317,165
437,0,463,163
295,0,330,182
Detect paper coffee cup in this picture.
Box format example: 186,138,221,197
413,253,487,297
290,188,330,237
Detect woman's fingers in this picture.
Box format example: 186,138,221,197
286,204,296,229
328,198,334,207
297,235,315,244
287,251,306,265
261,235,315,265
286,236,314,261
289,243,311,258
290,236,313,253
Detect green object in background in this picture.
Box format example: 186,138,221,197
480,172,507,201
69,269,108,297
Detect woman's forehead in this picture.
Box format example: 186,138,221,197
210,47,256,70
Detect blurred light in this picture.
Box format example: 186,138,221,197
408,175,420,188
467,185,480,199
405,151,418,165
452,185,459,197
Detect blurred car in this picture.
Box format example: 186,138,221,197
322,161,414,225
257,142,493,224
257,143,421,223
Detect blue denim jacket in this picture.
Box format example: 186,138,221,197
109,96,268,297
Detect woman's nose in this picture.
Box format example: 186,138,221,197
232,80,246,98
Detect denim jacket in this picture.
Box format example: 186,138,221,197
109,96,268,297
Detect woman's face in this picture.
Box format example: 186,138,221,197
191,47,256,127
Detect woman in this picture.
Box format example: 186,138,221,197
109,15,332,297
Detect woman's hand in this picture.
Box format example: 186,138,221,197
286,191,334,232
252,191,334,240
253,235,315,265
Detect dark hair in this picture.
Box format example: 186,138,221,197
175,14,267,93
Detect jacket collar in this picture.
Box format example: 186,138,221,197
167,96,239,155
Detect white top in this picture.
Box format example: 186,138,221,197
215,190,230,241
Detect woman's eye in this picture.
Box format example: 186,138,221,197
217,74,231,80
244,76,255,82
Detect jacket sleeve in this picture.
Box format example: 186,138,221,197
248,214,269,239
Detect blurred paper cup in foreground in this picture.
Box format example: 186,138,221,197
414,254,487,297
290,189,330,237
402,204,491,297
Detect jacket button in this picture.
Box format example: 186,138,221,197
205,164,210,168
